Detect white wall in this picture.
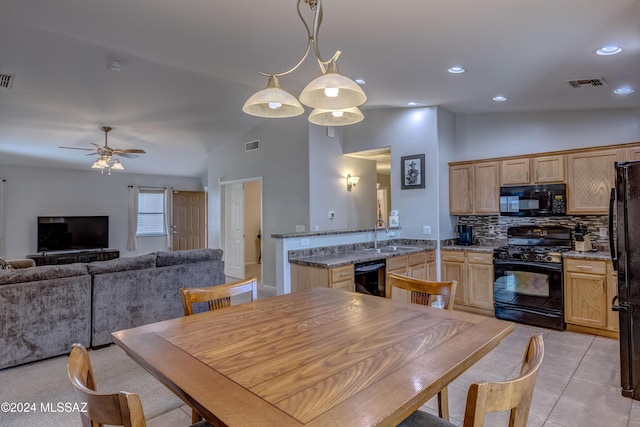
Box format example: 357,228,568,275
344,107,441,239
455,108,640,161
308,124,377,231
207,118,310,288
0,165,204,260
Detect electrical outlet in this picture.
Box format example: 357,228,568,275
328,211,335,220
599,227,608,238
315,225,320,231
422,226,431,234
488,225,495,234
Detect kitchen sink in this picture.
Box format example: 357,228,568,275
364,246,418,253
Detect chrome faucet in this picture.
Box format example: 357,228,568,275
374,219,389,249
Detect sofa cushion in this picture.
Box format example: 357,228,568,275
87,253,157,275
0,263,88,286
156,248,223,267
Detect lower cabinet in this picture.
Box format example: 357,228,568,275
441,250,494,316
290,263,354,293
385,251,436,302
564,258,618,338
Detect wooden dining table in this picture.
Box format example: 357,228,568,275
112,287,514,427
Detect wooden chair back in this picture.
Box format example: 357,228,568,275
387,273,457,310
67,343,146,427
180,276,258,315
463,333,545,427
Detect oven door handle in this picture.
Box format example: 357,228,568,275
493,259,562,271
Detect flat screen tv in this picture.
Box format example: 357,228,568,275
37,216,109,252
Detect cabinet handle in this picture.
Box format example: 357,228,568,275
339,273,351,278
473,257,485,261
576,265,593,270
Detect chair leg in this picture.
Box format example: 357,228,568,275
438,386,450,421
192,408,201,424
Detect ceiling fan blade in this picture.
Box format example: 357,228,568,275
59,146,95,151
114,148,146,154
117,153,139,159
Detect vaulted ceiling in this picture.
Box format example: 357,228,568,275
1,0,638,177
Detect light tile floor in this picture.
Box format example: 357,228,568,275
146,314,638,426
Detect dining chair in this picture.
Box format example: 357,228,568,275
179,276,258,422
397,333,545,427
180,276,258,316
68,343,212,427
387,272,458,421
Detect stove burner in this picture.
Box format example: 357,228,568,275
494,245,570,263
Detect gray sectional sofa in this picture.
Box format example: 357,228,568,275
0,248,225,369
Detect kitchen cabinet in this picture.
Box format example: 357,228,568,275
566,148,624,214
441,250,494,316
564,258,618,338
290,263,354,293
500,155,565,186
449,162,499,215
386,250,435,302
625,147,640,161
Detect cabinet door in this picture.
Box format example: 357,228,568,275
564,271,608,328
607,262,619,332
449,165,473,214
387,256,409,302
425,250,437,281
625,147,640,161
474,162,500,214
442,261,466,306
409,262,427,280
467,262,494,310
532,155,564,183
567,149,623,214
500,158,530,185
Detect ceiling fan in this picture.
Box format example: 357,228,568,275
59,126,146,174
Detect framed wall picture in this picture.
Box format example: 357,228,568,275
400,154,425,189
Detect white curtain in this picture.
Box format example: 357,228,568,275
164,186,172,249
127,185,139,250
0,179,5,258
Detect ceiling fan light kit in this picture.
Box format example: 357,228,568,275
243,0,366,126
59,126,145,175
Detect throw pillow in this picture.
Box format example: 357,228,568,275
0,258,12,270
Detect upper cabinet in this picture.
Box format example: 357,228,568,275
450,162,499,215
566,149,624,214
500,155,564,186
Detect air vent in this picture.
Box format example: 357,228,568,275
0,73,15,89
245,140,259,152
567,78,607,88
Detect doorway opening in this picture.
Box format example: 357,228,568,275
344,147,391,224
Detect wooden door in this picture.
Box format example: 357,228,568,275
224,183,245,278
532,155,564,183
566,149,623,214
500,158,530,185
449,165,473,214
474,162,500,213
171,190,207,251
564,271,608,328
467,262,494,310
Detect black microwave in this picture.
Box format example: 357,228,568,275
500,184,566,216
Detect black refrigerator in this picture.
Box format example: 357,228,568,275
610,160,640,401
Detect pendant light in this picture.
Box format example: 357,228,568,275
243,0,366,125
308,106,364,126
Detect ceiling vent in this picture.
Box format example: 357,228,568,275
245,140,260,152
0,73,15,89
567,78,607,88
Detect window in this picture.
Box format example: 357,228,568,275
137,189,166,236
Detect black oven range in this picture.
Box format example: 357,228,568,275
493,226,572,330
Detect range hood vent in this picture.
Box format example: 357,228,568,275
0,73,15,89
245,140,260,152
567,78,607,88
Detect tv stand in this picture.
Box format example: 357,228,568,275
27,249,119,266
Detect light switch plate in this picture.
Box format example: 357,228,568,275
328,211,335,220
422,226,431,234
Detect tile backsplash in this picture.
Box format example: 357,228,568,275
457,215,610,250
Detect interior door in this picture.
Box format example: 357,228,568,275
171,190,207,251
224,183,244,278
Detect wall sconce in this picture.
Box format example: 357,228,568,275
347,174,360,191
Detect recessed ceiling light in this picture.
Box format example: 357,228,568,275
448,66,466,74
614,87,635,95
355,79,366,85
406,101,420,107
106,61,122,72
492,96,507,102
595,45,622,56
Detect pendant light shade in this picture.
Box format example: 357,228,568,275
308,107,364,126
243,76,305,118
110,159,124,170
299,61,367,109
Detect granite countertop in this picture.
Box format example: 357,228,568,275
563,250,613,261
440,244,499,253
289,241,436,268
